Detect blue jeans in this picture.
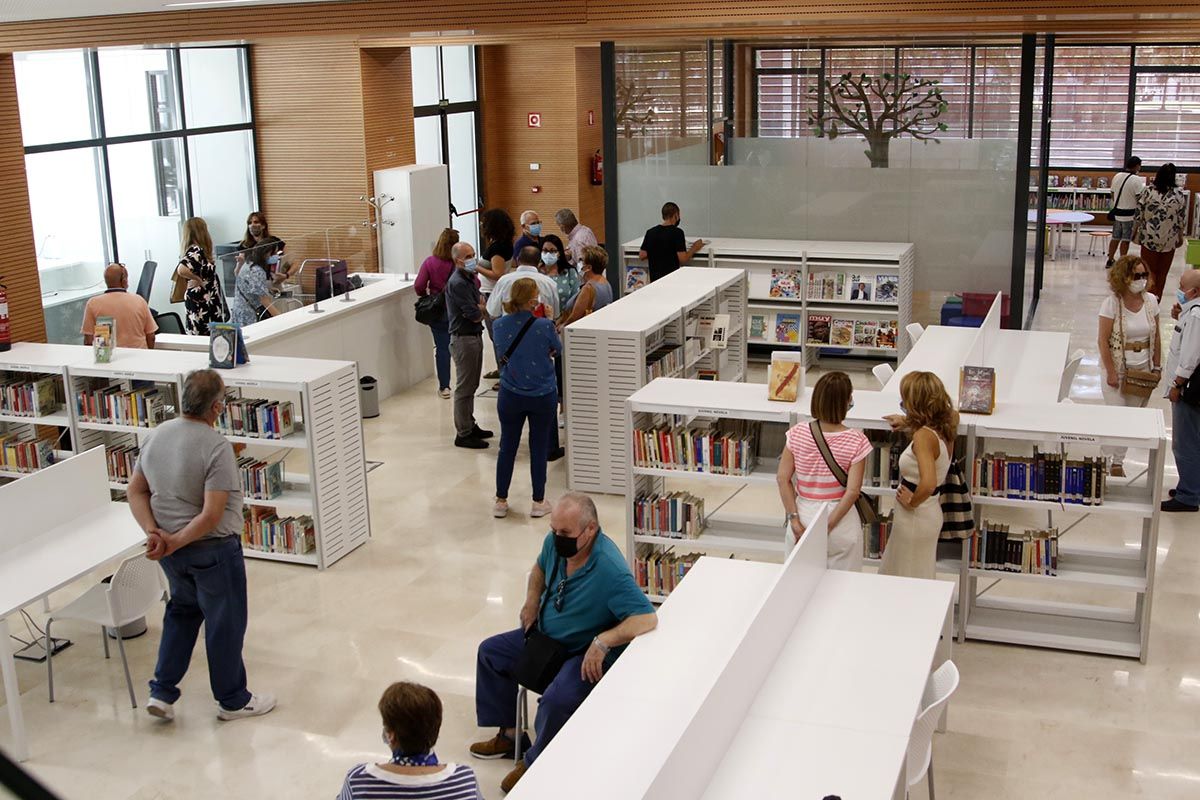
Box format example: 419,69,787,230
1173,400,1200,506
476,628,594,766
149,536,252,711
496,388,557,501
429,318,451,390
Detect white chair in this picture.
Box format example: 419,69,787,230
46,554,168,708
1059,348,1085,402
872,363,895,387
906,659,960,799
906,323,925,346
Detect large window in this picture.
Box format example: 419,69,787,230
615,44,724,140
14,45,257,329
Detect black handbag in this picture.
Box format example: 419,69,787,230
513,558,571,694
414,291,447,325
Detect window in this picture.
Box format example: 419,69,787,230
1045,46,1130,167
615,45,723,139
1131,46,1200,167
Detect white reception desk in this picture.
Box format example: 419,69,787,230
156,273,431,401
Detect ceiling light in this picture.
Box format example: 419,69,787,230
163,0,273,8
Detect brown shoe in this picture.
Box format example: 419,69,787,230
1110,463,1126,478
470,729,527,760
501,760,527,793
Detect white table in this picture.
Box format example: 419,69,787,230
0,449,145,760
1028,210,1095,261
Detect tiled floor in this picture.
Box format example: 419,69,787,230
2,243,1198,799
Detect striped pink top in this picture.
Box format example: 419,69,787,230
785,424,872,501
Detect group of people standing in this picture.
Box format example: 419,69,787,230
414,207,611,518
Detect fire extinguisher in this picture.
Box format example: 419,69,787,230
0,279,10,352
590,149,603,186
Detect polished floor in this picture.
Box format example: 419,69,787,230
2,244,1198,799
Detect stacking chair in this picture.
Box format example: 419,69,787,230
905,660,960,799
905,323,925,346
46,554,168,708
872,363,895,387
1059,349,1086,402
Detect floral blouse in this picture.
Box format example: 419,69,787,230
1135,187,1188,253
229,263,271,328
180,244,227,336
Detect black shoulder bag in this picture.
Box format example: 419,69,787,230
498,316,537,370
1107,172,1135,223
414,271,450,325
513,558,571,694
809,421,879,524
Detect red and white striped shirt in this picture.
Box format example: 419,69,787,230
785,424,872,501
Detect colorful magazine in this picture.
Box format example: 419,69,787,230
769,268,803,300
806,313,831,344
877,320,898,349
874,274,898,303
775,313,801,344
853,320,879,347
748,312,771,341
92,316,115,364
626,266,648,292
849,275,871,302
830,318,854,346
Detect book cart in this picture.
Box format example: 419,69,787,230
0,344,87,481
625,377,1165,662
620,238,915,365
564,267,747,495
0,344,368,570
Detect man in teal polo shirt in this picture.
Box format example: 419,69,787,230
471,492,657,793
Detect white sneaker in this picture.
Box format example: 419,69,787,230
147,697,175,721
439,388,451,399
530,500,553,518
217,692,277,721
493,499,509,518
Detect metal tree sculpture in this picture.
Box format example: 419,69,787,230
616,75,656,138
807,72,948,168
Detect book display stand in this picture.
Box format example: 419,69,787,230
564,267,748,494
0,344,369,570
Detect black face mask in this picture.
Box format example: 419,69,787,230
553,533,579,558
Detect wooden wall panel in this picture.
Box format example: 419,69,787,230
361,47,416,206
0,54,45,343
575,47,605,242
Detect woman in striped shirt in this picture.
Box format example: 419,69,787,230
776,372,871,570
338,682,483,800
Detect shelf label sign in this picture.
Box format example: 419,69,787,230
1058,432,1098,444
10,364,32,372
112,371,137,378
697,407,731,417
229,380,261,387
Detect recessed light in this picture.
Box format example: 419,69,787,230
163,0,273,8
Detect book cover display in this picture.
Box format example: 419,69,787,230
767,352,804,403
806,313,832,344
626,266,648,293
849,275,872,301
769,269,802,300
874,274,898,303
209,323,250,369
959,365,996,414
830,318,854,346
93,316,114,363
775,313,801,344
877,320,898,349
853,320,879,347
748,312,771,341
697,313,730,350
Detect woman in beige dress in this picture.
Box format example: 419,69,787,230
880,371,957,580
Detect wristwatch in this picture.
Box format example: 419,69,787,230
785,512,800,525
592,636,611,655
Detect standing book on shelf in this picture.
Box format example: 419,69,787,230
748,312,771,341
849,276,871,301
626,266,648,293
806,313,831,344
209,323,249,369
697,313,730,350
877,320,898,349
874,274,898,303
92,316,115,363
767,351,804,402
959,365,996,414
830,318,854,346
852,320,878,347
769,268,802,300
775,313,801,344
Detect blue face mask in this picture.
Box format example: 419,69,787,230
463,257,478,272
267,254,280,266
1179,289,1191,305
541,252,559,267
529,223,542,237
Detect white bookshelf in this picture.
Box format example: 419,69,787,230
0,343,90,479
620,237,914,365
625,377,1166,662
564,267,747,494
1,344,369,570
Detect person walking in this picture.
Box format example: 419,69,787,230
126,369,275,722
492,278,561,519
1106,156,1145,268
638,202,705,282
1163,270,1200,512
176,217,227,335
776,372,871,570
880,371,956,580
1134,162,1188,300
445,242,493,449
415,228,459,399
1097,255,1162,477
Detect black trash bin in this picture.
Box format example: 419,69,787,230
359,376,380,419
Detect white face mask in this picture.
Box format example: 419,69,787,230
1130,279,1148,294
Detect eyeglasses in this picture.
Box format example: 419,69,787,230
1132,272,1149,279
553,577,568,612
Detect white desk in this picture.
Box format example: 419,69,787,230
1028,210,1095,261
0,449,145,761
887,325,978,400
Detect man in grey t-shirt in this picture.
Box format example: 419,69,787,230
128,369,275,722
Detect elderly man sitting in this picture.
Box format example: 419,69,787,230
471,492,657,793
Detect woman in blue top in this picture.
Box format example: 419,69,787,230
492,278,561,520
228,247,281,328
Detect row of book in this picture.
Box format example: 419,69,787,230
105,444,139,484
767,268,900,304
243,506,315,555
645,343,684,382
632,419,761,476
633,491,706,539
0,375,63,418
970,522,1060,576
972,450,1109,505
74,380,176,428
237,456,285,500
633,544,701,598
863,515,894,560
216,397,297,440
0,433,55,473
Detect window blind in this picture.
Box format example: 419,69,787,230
1046,46,1130,167
615,46,722,139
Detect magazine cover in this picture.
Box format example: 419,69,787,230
806,313,832,344
92,316,115,364
830,318,854,346
775,313,801,344
626,266,648,292
769,268,802,300
806,272,821,300
748,313,770,341
767,352,804,403
874,274,898,303
959,365,996,414
849,276,872,301
853,320,879,347
876,320,898,349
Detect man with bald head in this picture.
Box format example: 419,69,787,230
81,263,158,349
1163,269,1200,512
471,492,657,793
446,241,493,448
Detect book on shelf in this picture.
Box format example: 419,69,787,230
958,365,996,414
633,491,706,539
865,430,905,489
748,312,772,341
971,449,1108,505
237,455,285,500
853,320,879,347
849,275,872,302
767,351,803,403
769,268,802,300
626,266,648,293
632,418,761,476
0,374,63,418
970,521,1059,576
243,506,315,555
830,318,854,346
697,369,719,381
806,313,832,344
0,431,55,473
874,274,898,303
863,513,894,559
215,397,296,440
73,379,177,428
634,543,701,598
808,271,845,301
697,313,730,350
774,313,801,344
876,320,898,349
105,444,139,484
209,323,249,369
92,316,115,364
645,343,684,381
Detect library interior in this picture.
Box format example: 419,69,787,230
4,2,1200,799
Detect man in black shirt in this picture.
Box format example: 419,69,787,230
638,202,705,282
